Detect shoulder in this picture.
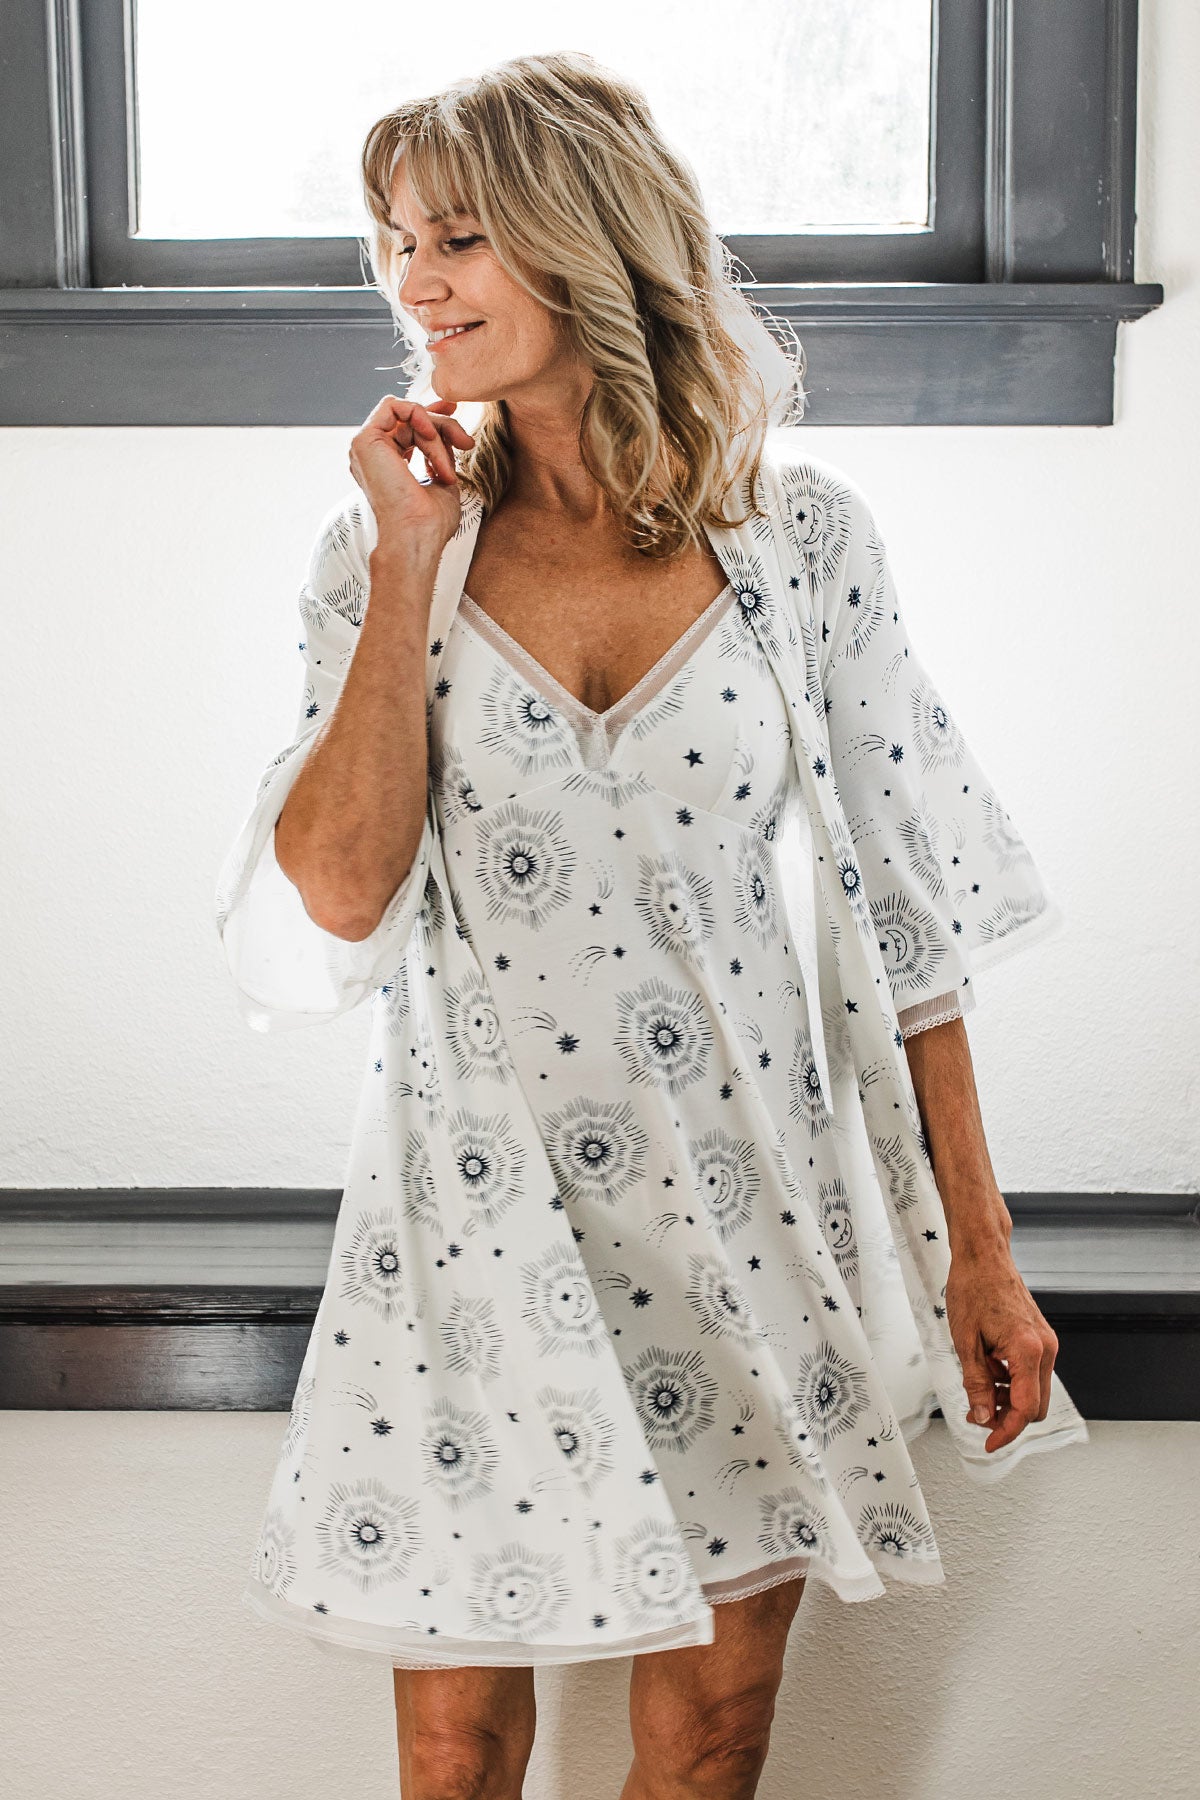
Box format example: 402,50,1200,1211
758,441,874,523
307,488,379,585
756,442,879,585
296,489,380,642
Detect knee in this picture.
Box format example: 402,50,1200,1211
643,1687,778,1794
406,1721,531,1800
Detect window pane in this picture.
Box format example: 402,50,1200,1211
133,0,932,239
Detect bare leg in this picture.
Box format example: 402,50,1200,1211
393,1663,536,1799
621,1575,806,1800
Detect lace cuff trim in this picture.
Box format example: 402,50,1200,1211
896,989,973,1040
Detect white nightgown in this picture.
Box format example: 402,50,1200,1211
215,449,1089,1669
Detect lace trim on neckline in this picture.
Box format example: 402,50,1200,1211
458,582,736,741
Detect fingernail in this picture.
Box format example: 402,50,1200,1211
973,1404,990,1424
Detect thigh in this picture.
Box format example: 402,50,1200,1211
393,1663,537,1790
628,1575,806,1759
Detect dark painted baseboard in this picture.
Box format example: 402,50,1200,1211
0,1191,1196,1415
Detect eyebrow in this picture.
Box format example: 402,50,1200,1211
387,211,459,231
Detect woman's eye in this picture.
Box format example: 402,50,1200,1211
394,234,481,260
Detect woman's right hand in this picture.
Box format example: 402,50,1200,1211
348,394,476,563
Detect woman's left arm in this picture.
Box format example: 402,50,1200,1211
904,1015,1061,1453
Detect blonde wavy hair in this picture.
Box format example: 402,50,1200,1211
359,49,807,559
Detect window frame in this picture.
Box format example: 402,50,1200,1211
0,0,1163,425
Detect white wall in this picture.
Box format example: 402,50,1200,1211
2,3,1197,1796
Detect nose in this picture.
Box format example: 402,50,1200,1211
395,241,451,308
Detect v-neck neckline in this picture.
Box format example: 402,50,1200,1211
456,581,736,733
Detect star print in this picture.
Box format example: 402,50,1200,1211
889,743,904,763
748,1255,761,1271
758,1049,771,1068
923,1229,939,1240
631,1288,652,1307
684,748,703,766
589,902,602,914
676,807,694,825
730,958,743,974
516,1498,533,1513
706,1537,728,1556
556,1033,580,1053
371,1417,393,1436
848,584,861,609
820,1294,839,1311
333,1329,349,1345
435,676,451,697
430,638,443,654
721,687,737,701
735,782,751,801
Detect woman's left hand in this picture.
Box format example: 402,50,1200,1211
944,1242,1060,1453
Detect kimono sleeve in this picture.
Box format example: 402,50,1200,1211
213,493,433,1033
814,468,1066,1021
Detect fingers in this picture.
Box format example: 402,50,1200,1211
971,1337,1046,1451
408,404,458,484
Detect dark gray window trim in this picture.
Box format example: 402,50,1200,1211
1,1191,1196,1414
0,0,1164,426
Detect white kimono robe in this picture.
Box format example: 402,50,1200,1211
215,448,1089,1666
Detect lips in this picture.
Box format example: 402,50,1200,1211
428,321,484,347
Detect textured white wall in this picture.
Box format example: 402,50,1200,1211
1,1413,1195,1800
2,3,1197,1796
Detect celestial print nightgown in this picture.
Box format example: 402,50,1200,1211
214,449,1090,1669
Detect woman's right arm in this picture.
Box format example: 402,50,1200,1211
213,395,475,1031
273,539,441,940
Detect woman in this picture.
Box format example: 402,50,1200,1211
216,49,1088,1799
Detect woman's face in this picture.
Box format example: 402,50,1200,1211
388,163,583,408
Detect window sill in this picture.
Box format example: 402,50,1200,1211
0,282,1164,426
0,1190,1195,1414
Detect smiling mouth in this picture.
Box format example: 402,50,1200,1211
428,322,485,348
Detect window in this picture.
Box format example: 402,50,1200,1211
0,2,1163,424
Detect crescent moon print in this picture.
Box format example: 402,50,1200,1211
443,972,518,1085
686,1127,762,1241
776,462,854,593
869,890,951,998
634,851,717,959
